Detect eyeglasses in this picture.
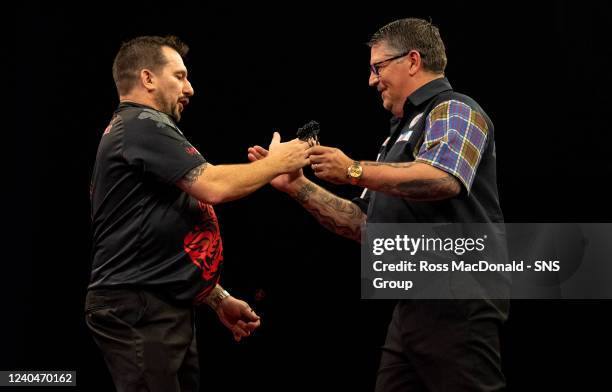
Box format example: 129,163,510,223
370,50,421,77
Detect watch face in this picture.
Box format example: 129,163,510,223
349,165,362,178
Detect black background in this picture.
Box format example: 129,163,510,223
6,1,612,391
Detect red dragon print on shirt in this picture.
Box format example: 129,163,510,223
183,201,224,303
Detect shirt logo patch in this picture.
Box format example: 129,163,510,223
393,113,423,145
396,130,413,143
185,146,200,156
102,116,120,136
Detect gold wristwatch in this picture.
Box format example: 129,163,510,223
347,161,363,185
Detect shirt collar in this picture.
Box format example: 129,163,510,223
117,101,181,134
390,78,453,134
118,100,159,113
388,77,453,130
405,76,453,110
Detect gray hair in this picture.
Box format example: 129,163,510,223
368,18,447,74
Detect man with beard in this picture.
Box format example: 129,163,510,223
87,35,310,392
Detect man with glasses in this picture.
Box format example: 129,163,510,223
248,18,507,391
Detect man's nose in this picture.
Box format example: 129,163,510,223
368,72,379,87
184,79,194,97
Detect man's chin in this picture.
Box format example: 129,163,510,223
172,110,182,122
382,100,393,112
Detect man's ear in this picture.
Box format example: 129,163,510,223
140,69,156,92
407,51,422,76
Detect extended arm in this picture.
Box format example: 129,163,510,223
247,145,366,242
308,147,460,201
177,133,310,205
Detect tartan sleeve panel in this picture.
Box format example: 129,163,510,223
415,100,489,193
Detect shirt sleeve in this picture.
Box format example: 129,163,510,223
414,100,489,193
122,116,206,184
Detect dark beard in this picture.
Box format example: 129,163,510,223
170,103,181,122
155,95,180,122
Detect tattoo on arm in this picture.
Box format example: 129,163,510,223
380,175,461,201
296,183,316,203
294,183,366,242
181,163,209,188
362,161,417,168
362,161,461,201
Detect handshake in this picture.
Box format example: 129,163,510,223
247,126,357,190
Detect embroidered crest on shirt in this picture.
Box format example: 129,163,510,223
395,112,423,144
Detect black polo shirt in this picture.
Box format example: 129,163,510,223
355,77,503,224
89,102,223,304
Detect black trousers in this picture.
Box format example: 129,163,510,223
375,299,508,392
85,288,199,392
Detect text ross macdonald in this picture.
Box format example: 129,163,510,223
372,260,546,272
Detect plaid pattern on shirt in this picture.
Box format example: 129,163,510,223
415,99,489,192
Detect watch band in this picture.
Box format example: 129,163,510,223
206,287,230,311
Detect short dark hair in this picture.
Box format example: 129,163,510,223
112,35,189,95
368,18,447,74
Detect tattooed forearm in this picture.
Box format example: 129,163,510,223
379,175,461,201
293,182,365,242
362,161,417,168
296,183,316,203
181,163,209,188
